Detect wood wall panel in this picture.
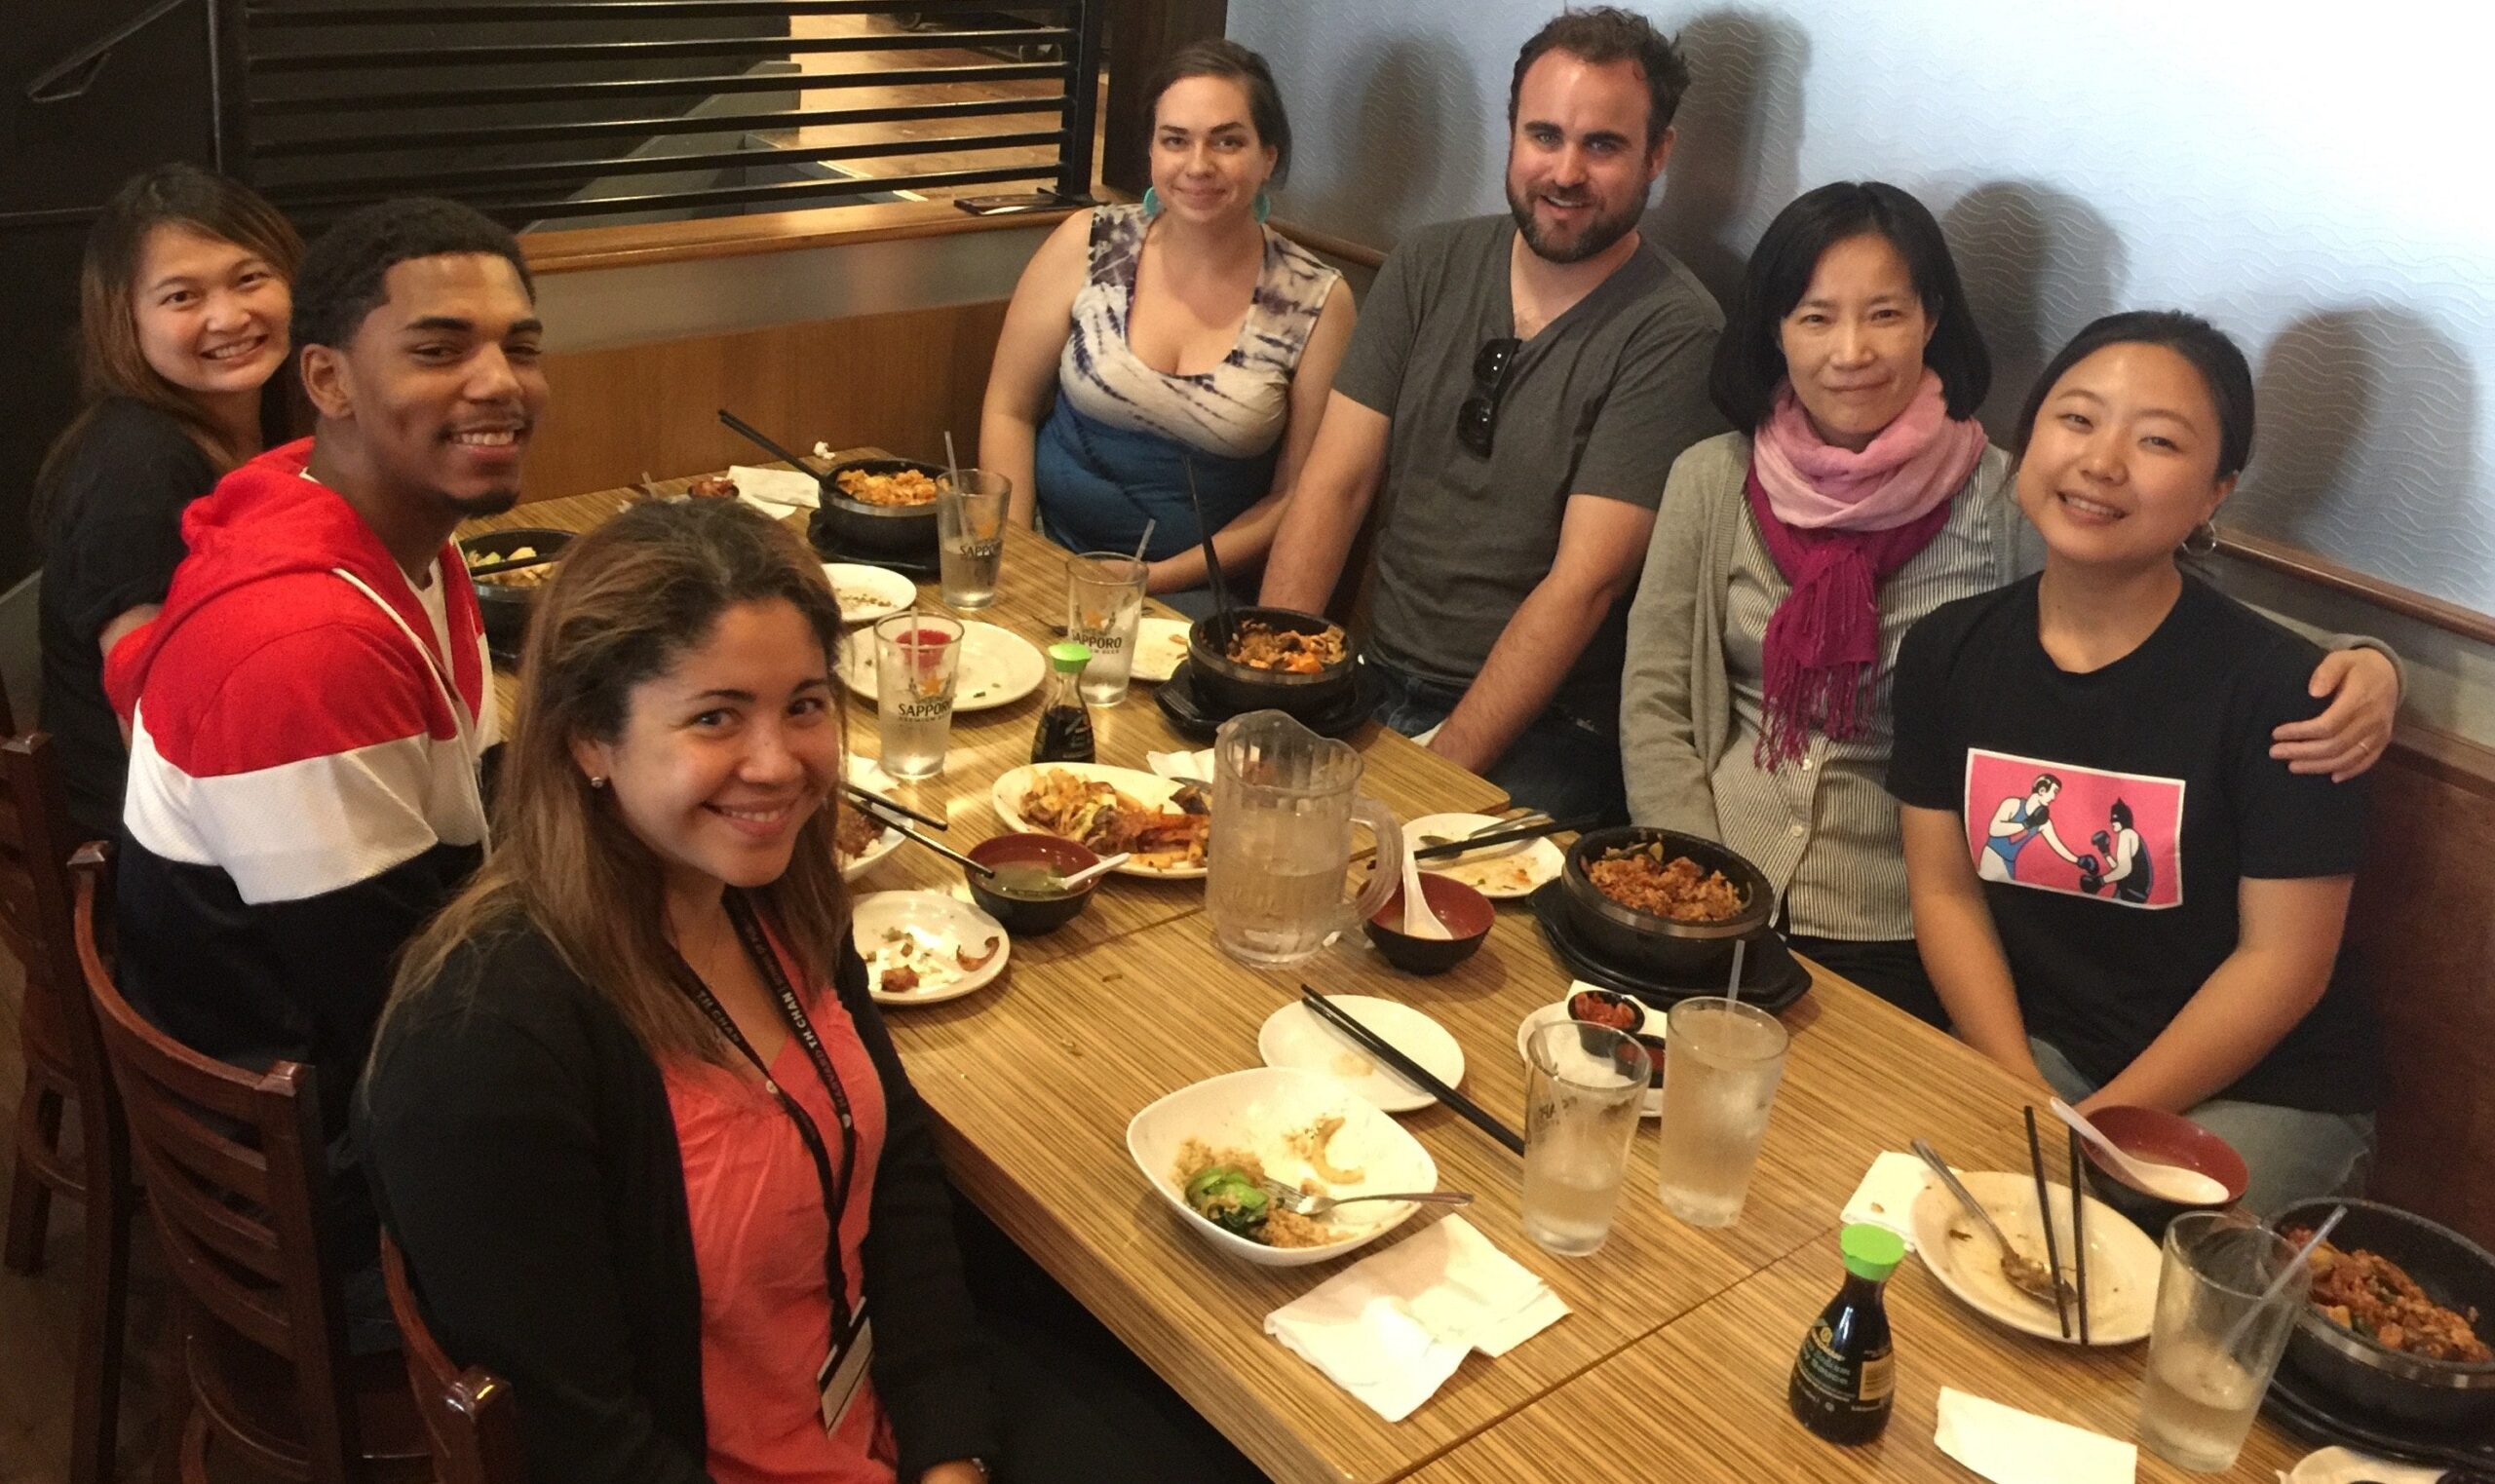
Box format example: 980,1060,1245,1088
519,298,1010,503
2348,725,2495,1249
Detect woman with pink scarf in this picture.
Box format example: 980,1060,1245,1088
1619,182,2397,1025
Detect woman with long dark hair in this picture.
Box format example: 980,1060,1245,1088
361,500,999,1483
980,40,1352,610
34,163,300,836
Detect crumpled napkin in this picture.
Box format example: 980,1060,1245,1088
1934,1388,2135,1484
1264,1216,1566,1423
1843,1150,1937,1249
1145,748,1217,782
731,464,821,511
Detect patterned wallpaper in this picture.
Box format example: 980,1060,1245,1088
1230,0,2495,612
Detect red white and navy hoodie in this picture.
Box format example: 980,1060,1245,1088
105,438,497,1150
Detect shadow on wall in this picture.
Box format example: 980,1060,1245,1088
1288,33,1488,247
1941,181,2129,443
2232,307,2486,603
1645,9,1810,310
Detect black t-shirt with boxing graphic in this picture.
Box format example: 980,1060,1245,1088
1886,574,2379,1115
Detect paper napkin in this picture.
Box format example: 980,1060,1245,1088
1146,748,1217,781
1264,1217,1566,1423
1934,1388,2135,1484
730,465,822,510
1843,1150,1936,1249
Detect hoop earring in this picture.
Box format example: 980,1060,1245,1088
1140,186,1162,219
2181,521,2218,558
1253,190,1272,223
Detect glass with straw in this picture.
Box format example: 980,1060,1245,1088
938,433,1009,609
2136,1207,2337,1472
1653,942,1787,1227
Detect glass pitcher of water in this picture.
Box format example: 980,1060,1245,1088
1207,709,1404,968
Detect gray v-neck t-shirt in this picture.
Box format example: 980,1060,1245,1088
1333,213,1723,723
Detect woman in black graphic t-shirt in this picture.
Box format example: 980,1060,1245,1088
1887,311,2378,1216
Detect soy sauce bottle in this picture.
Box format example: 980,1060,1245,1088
1031,642,1096,763
1788,1223,1904,1444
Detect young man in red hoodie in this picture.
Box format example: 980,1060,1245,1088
107,197,542,1329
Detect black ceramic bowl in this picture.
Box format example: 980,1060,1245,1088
1185,606,1356,720
2273,1197,2495,1431
458,527,573,659
808,457,942,560
1362,873,1493,974
1558,827,1773,979
965,832,1100,936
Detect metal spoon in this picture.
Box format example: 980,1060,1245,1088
1255,1178,1474,1219
1912,1139,2074,1309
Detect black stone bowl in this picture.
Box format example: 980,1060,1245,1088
1557,826,1774,980
1185,606,1356,720
808,457,942,560
2273,1197,2495,1432
458,527,573,660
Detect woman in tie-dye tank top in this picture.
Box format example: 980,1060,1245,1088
979,40,1353,613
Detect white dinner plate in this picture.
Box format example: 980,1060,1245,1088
990,762,1209,879
1129,617,1194,683
1516,1000,1666,1117
837,754,905,882
1402,813,1566,899
823,563,917,627
1909,1169,2158,1346
1257,996,1465,1114
852,891,1010,1006
837,620,1046,711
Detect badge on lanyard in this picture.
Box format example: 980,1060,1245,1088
817,1300,874,1435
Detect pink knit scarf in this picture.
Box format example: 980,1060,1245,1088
1746,373,1987,769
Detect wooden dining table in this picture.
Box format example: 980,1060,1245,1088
469,462,2308,1483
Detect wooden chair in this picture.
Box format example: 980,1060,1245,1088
69,847,427,1483
1,718,136,1484
380,1234,526,1484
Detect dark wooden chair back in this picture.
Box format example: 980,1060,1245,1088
3,730,135,1484
380,1235,526,1484
69,848,367,1481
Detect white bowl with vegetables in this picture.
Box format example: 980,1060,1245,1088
1125,1067,1438,1268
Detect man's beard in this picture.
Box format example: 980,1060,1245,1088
1507,179,1646,265
446,485,523,519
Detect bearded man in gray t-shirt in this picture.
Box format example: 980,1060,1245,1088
1260,8,1723,821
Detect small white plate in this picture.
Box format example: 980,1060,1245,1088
990,762,1209,878
852,891,1010,1005
1125,1067,1438,1268
824,563,917,627
1258,996,1465,1114
838,754,908,882
1403,813,1566,899
1129,616,1194,683
1909,1169,2158,1346
837,620,1046,711
1516,1000,1666,1117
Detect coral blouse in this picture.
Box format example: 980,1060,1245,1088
663,941,895,1484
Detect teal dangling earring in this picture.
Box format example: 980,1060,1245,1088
1141,186,1162,219
1253,190,1272,223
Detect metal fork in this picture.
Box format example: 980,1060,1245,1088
1256,1178,1474,1219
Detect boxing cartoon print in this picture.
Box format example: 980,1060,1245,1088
1961,747,2183,909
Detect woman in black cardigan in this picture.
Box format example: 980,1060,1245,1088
359,500,998,1484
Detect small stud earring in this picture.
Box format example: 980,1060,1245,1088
589,775,607,789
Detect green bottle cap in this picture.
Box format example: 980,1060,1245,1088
1047,641,1093,672
1840,1223,1905,1280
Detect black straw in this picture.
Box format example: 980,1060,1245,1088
1182,457,1233,642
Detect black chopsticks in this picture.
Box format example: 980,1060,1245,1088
2025,1106,2071,1339
1300,985,1524,1156
844,782,945,831
2068,1124,2091,1344
1411,811,1602,861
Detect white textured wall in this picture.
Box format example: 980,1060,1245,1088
1233,0,2495,613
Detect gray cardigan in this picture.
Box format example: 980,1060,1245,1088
1619,431,2023,940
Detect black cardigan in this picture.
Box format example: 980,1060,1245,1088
357,919,1000,1483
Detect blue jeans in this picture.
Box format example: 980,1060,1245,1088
1365,657,1628,825
2028,1038,2373,1219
